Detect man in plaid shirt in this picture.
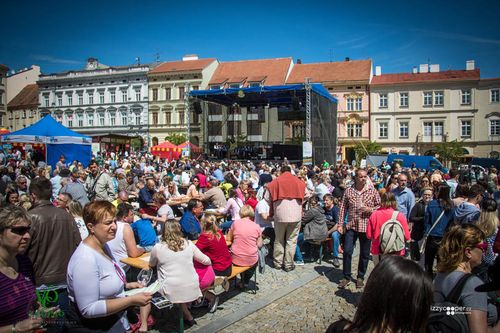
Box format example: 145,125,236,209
337,169,381,289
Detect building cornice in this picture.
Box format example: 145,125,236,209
371,109,478,116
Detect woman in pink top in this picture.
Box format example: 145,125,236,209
227,205,262,289
367,192,410,263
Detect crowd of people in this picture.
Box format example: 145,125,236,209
0,149,499,332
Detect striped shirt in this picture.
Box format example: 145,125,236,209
0,255,36,326
338,184,381,233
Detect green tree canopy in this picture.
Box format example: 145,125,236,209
353,140,383,164
434,140,465,167
165,133,187,145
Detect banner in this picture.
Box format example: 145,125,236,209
303,141,312,165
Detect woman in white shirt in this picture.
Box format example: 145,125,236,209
67,201,151,332
149,220,211,327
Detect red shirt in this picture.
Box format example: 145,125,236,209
366,207,410,255
245,197,258,210
195,230,232,271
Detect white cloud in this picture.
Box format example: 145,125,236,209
31,55,82,65
412,29,500,45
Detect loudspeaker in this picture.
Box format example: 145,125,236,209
193,102,202,114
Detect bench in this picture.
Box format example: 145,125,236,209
307,237,333,264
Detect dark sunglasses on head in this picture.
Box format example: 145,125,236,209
9,226,31,235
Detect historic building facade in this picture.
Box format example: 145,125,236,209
0,64,8,128
286,59,372,163
7,84,39,131
6,65,41,103
37,58,150,148
147,55,218,146
476,77,500,158
370,61,483,156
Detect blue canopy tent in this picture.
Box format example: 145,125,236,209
0,115,92,168
189,84,338,164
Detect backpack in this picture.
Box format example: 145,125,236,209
427,273,472,333
379,211,406,254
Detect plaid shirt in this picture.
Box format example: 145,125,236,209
338,184,381,233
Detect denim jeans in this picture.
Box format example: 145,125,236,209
219,219,234,233
294,232,304,262
330,231,341,258
342,229,372,280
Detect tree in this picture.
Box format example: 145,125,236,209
165,133,187,145
434,139,465,168
353,140,383,164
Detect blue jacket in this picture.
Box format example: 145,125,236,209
131,219,157,247
424,200,456,237
179,211,202,240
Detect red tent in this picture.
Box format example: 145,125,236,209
178,141,203,153
0,128,10,135
150,141,182,161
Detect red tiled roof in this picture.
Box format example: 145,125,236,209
8,84,39,110
228,76,247,83
149,58,217,74
372,69,480,85
286,60,372,84
209,58,292,86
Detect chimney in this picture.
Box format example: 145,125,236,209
182,54,199,61
412,66,418,74
375,66,381,76
345,57,350,62
419,64,429,73
297,58,302,64
466,60,475,71
429,64,440,73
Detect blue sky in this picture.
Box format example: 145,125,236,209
2,0,499,77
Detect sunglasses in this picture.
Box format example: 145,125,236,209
474,242,488,252
9,226,31,236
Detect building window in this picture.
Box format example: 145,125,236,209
67,114,73,127
88,92,94,104
87,113,94,126
292,123,305,138
379,94,388,108
210,85,220,90
134,112,141,125
78,94,83,105
229,83,240,89
122,90,127,102
98,113,105,126
347,123,362,137
135,90,141,101
192,112,199,124
109,113,115,126
178,111,185,125
399,122,409,138
434,121,444,136
423,122,433,137
22,110,26,119
152,88,158,101
347,98,362,111
434,91,444,106
461,89,471,105
490,89,500,103
56,115,63,124
99,92,104,104
121,112,127,125
178,87,185,100
67,94,73,106
247,120,262,135
152,112,158,125
208,121,222,136
57,95,63,106
77,113,83,127
44,95,49,107
248,82,261,88
461,120,471,137
192,86,199,91
423,92,433,106
110,91,116,103
399,92,408,107
490,119,500,136
378,122,388,138
165,88,171,100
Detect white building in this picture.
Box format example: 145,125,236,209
37,58,151,147
370,61,482,156
6,65,41,103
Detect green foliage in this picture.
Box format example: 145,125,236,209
165,133,187,145
434,140,465,167
353,140,383,164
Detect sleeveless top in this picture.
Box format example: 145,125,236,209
107,222,128,269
